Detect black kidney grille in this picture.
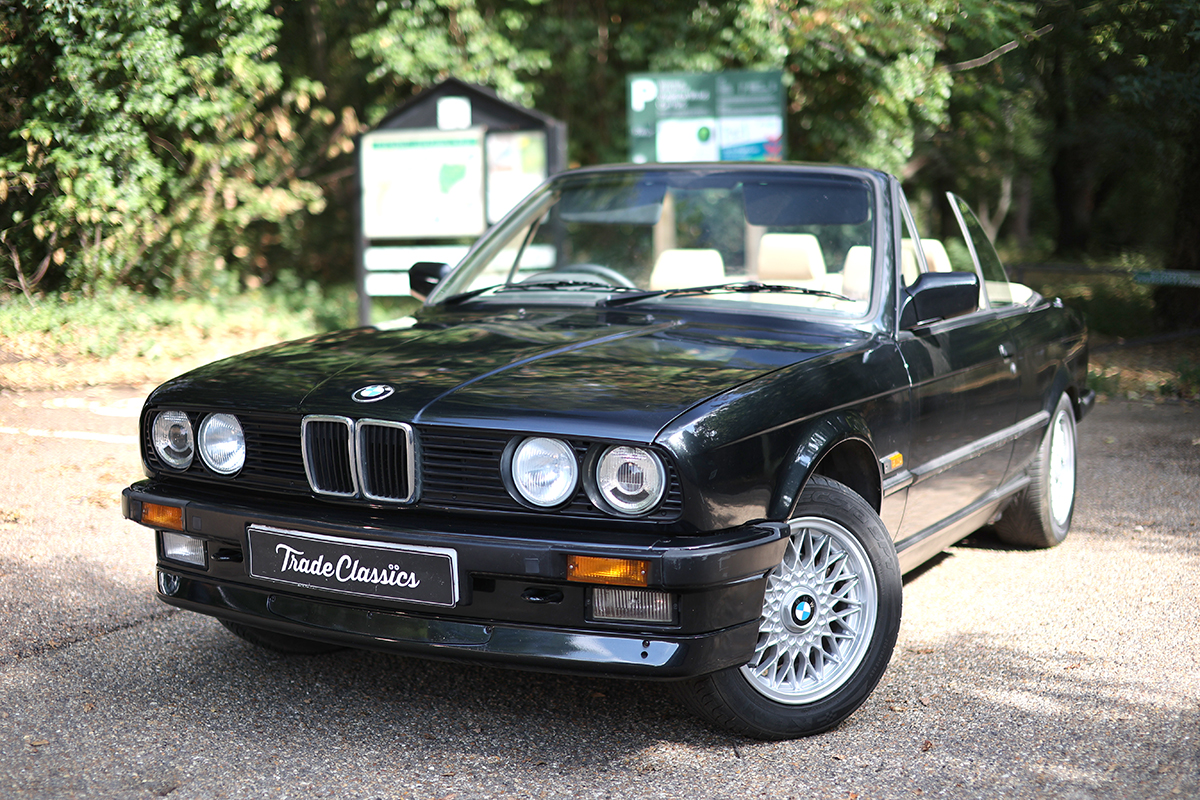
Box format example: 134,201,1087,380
358,421,414,502
302,417,356,497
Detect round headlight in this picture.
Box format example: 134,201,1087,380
511,437,578,507
198,413,245,475
152,410,194,470
596,446,666,515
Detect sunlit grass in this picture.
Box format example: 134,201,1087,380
0,279,357,390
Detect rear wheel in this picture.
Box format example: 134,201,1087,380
676,476,902,739
219,619,345,655
995,393,1077,548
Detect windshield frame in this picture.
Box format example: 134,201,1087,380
426,164,889,323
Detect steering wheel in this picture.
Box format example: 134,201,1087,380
559,264,638,288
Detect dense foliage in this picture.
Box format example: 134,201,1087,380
2,0,1196,324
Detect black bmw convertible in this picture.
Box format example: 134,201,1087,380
124,162,1091,739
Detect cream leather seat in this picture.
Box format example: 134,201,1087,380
650,248,726,290
921,239,953,273
757,233,826,288
901,238,954,284
840,246,873,300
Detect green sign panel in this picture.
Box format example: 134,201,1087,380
628,71,785,163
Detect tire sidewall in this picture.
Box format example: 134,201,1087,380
704,476,902,738
1041,394,1078,543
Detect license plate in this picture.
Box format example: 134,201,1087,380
247,525,458,607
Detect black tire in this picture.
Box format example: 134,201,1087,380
219,619,345,655
995,393,1077,548
675,476,902,739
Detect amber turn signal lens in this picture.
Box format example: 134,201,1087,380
142,502,184,531
567,555,649,587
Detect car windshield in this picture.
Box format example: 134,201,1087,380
428,168,877,317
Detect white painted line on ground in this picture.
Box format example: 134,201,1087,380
0,426,138,445
40,397,143,417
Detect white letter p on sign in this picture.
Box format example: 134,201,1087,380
630,79,658,112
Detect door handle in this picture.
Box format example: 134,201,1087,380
999,344,1018,374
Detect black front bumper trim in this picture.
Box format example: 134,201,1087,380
160,571,759,679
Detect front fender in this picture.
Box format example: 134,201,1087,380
770,414,881,519
656,340,910,532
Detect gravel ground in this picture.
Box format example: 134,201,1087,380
0,389,1196,800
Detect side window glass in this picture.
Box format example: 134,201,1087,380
949,193,1014,307
901,190,976,285
898,193,925,288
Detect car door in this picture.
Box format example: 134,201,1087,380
893,193,1021,544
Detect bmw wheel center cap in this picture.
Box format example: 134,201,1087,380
352,384,394,403
792,594,817,628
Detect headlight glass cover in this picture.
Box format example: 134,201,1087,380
198,413,246,475
596,446,666,515
151,410,194,470
511,437,578,507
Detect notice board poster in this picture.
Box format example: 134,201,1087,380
360,128,487,239
627,71,785,164
485,130,547,224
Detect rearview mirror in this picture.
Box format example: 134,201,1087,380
900,271,979,328
409,262,453,300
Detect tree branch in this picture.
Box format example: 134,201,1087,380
946,24,1054,73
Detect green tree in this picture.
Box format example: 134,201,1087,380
9,0,1183,321
908,3,1046,246
1021,0,1199,261
1097,0,1200,327
0,0,325,297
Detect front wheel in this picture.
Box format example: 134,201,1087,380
676,476,902,739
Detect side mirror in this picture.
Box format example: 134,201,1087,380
900,271,979,328
409,262,453,301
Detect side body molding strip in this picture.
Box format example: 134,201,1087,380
908,410,1049,485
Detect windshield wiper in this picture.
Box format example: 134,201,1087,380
439,284,505,305
599,281,852,307
496,279,618,292
440,279,633,306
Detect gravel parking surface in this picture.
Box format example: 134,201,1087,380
0,389,1196,799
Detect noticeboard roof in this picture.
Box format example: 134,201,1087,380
374,77,561,133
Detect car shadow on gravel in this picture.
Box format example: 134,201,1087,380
6,609,1197,800
152,617,715,753
950,525,1026,552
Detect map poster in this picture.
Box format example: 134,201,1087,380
627,71,785,164
485,130,547,224
360,127,487,239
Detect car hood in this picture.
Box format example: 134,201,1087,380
148,307,866,441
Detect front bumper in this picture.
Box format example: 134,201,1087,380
123,481,789,679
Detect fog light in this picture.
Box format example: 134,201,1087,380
592,587,674,624
160,531,206,567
